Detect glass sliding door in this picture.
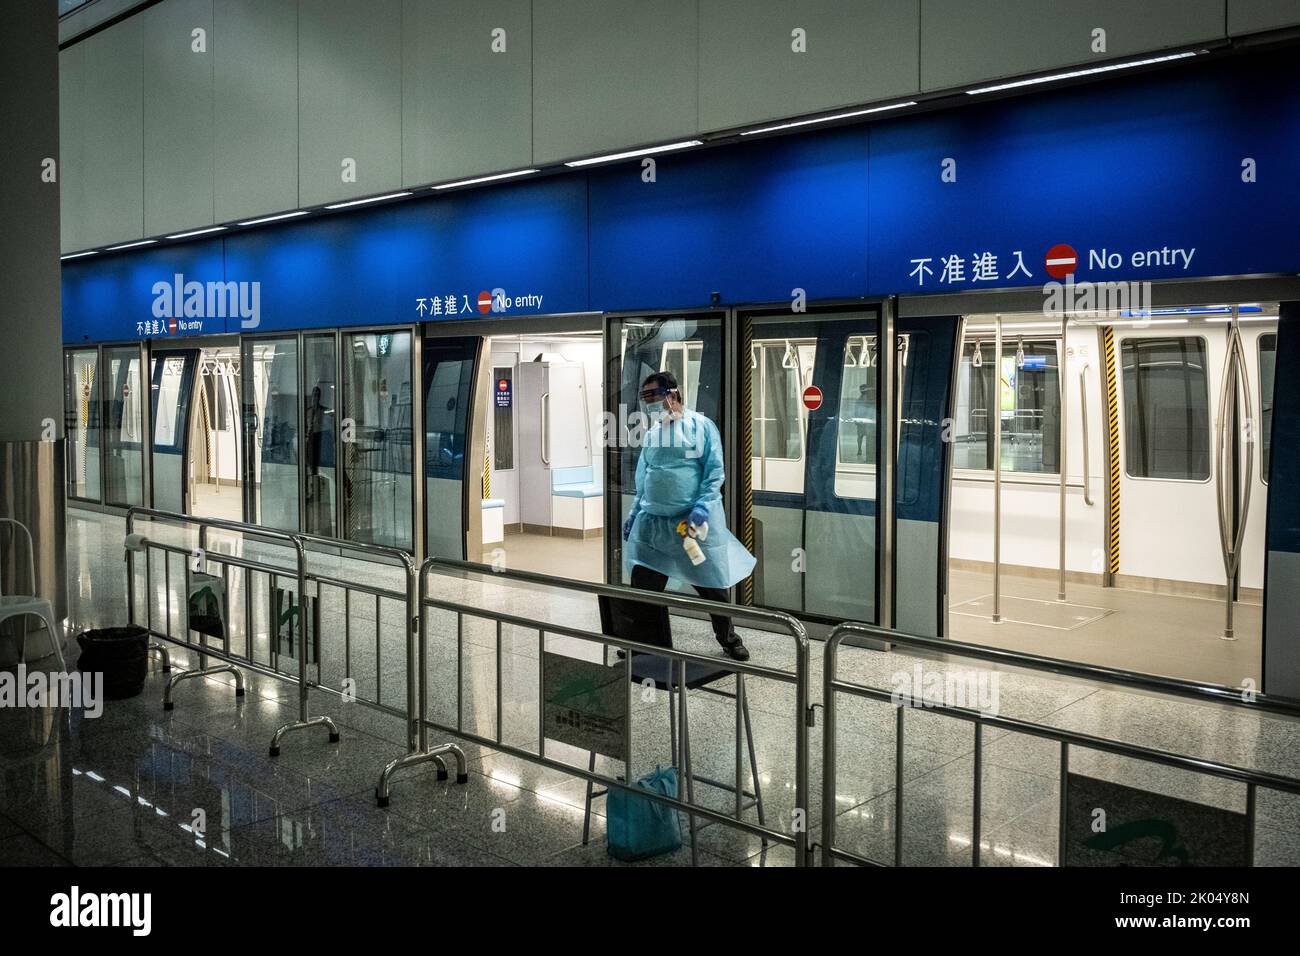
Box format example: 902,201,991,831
605,312,725,587
64,348,101,502
423,335,479,561
243,336,300,531
304,334,338,537
104,345,145,507
745,311,880,623
149,349,197,514
341,330,414,551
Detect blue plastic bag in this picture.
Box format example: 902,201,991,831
606,766,683,862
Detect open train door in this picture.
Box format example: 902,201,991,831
1264,301,1300,699
740,301,960,636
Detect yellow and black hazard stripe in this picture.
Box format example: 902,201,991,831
739,319,755,606
1102,326,1120,578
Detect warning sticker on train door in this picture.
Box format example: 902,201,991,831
802,385,823,410
542,652,628,761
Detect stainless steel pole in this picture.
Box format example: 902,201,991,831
992,316,1002,624
1058,312,1068,601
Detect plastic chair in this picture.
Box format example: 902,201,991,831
0,518,65,671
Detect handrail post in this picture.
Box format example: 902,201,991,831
821,630,841,867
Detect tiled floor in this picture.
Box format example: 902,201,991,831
2,507,1297,868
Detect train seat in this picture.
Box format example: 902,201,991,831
481,497,505,544
551,466,603,534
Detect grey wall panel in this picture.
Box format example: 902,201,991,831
532,0,699,164
144,0,214,236
753,504,805,612
920,1,1227,93
1229,0,1300,35
73,17,145,248
805,510,876,621
213,0,299,222
298,0,402,206
58,43,85,253
402,0,532,186
895,517,938,637
699,0,919,133
1265,549,1300,698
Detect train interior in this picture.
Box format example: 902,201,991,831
946,305,1276,686
65,299,1280,691
480,330,604,582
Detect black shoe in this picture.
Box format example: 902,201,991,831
719,636,750,662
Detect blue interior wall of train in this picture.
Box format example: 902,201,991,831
62,49,1300,344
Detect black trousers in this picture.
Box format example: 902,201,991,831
629,563,736,646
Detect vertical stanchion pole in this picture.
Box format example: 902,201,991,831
296,538,309,723
1058,740,1070,866
1058,311,1068,601
993,315,1003,623
794,627,810,867
821,632,839,867
408,560,420,754
972,721,983,867
126,511,136,627
894,704,906,865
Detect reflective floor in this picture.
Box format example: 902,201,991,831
948,567,1263,688
3,507,1297,868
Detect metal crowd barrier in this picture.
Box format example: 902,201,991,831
821,621,1300,867
375,555,815,866
123,508,464,770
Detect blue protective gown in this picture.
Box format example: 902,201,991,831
623,408,756,590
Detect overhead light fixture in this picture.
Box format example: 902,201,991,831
564,141,703,168
237,210,310,226
965,51,1198,95
432,169,540,190
60,250,98,260
106,239,157,251
740,101,917,136
165,226,226,240
323,191,412,210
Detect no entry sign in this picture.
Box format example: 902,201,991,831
1045,243,1078,280
802,385,823,411
477,291,493,314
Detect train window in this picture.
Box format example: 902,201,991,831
153,355,188,448
1260,333,1276,481
64,349,101,501
953,338,1060,474
304,334,337,537
661,341,704,409
833,334,879,500
1120,337,1210,481
493,366,514,471
341,330,414,551
751,340,807,463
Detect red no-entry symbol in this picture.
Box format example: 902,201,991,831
1045,243,1078,280
802,385,823,411
477,291,493,314
167,318,177,334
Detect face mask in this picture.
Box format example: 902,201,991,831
643,400,665,419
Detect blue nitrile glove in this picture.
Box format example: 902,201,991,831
622,511,637,541
688,506,709,530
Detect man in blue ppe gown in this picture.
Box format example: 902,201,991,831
622,371,757,661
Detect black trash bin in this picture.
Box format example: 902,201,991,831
76,626,150,700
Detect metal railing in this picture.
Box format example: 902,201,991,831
821,621,1300,867
374,555,815,865
123,508,461,763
